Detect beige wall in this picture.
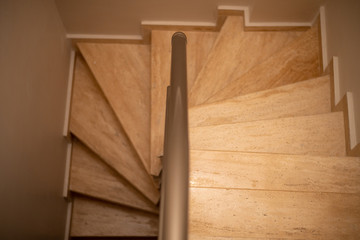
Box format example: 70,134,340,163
324,0,360,145
0,0,71,239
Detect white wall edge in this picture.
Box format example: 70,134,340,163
64,200,73,240
218,5,312,27
63,49,76,137
66,34,143,40
141,20,216,27
63,142,73,198
346,92,358,149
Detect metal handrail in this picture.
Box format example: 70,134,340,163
159,32,189,240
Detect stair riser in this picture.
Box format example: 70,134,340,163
190,150,360,193
71,196,158,237
190,112,346,157
70,139,159,214
189,188,360,239
189,75,331,128
207,21,321,104
189,16,303,107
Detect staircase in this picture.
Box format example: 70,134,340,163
66,13,360,239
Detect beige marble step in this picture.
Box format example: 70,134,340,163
190,75,331,128
189,16,303,107
190,150,360,193
206,20,321,104
190,112,346,156
70,196,158,237
78,43,151,174
69,56,159,204
150,30,218,176
189,188,360,239
69,139,159,214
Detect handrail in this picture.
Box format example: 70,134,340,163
159,32,189,240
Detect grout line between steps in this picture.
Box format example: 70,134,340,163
189,186,360,196
189,111,342,128
189,149,359,159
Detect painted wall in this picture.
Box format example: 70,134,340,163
324,0,360,146
0,0,71,239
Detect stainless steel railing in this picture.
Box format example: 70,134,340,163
159,32,189,240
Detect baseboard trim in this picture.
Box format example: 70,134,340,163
63,50,76,138
64,200,73,240
67,5,312,44
219,6,312,28
319,6,328,72
325,57,359,157
63,142,73,198
319,6,359,157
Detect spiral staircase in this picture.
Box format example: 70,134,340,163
66,13,360,239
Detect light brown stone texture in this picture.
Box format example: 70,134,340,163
71,196,158,237
78,43,152,173
70,56,159,204
70,139,159,214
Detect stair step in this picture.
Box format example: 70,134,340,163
190,112,346,156
150,30,218,176
206,20,321,104
189,188,360,239
189,75,331,127
190,150,360,193
70,196,158,237
69,56,159,204
189,15,303,107
78,43,151,174
69,139,159,214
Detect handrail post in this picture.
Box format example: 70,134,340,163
160,32,189,240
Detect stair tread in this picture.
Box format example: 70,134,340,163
189,188,360,239
69,139,159,214
78,43,151,174
189,16,303,107
190,112,346,156
71,196,158,237
70,56,159,204
189,75,331,127
206,21,321,104
150,30,218,176
190,150,360,193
